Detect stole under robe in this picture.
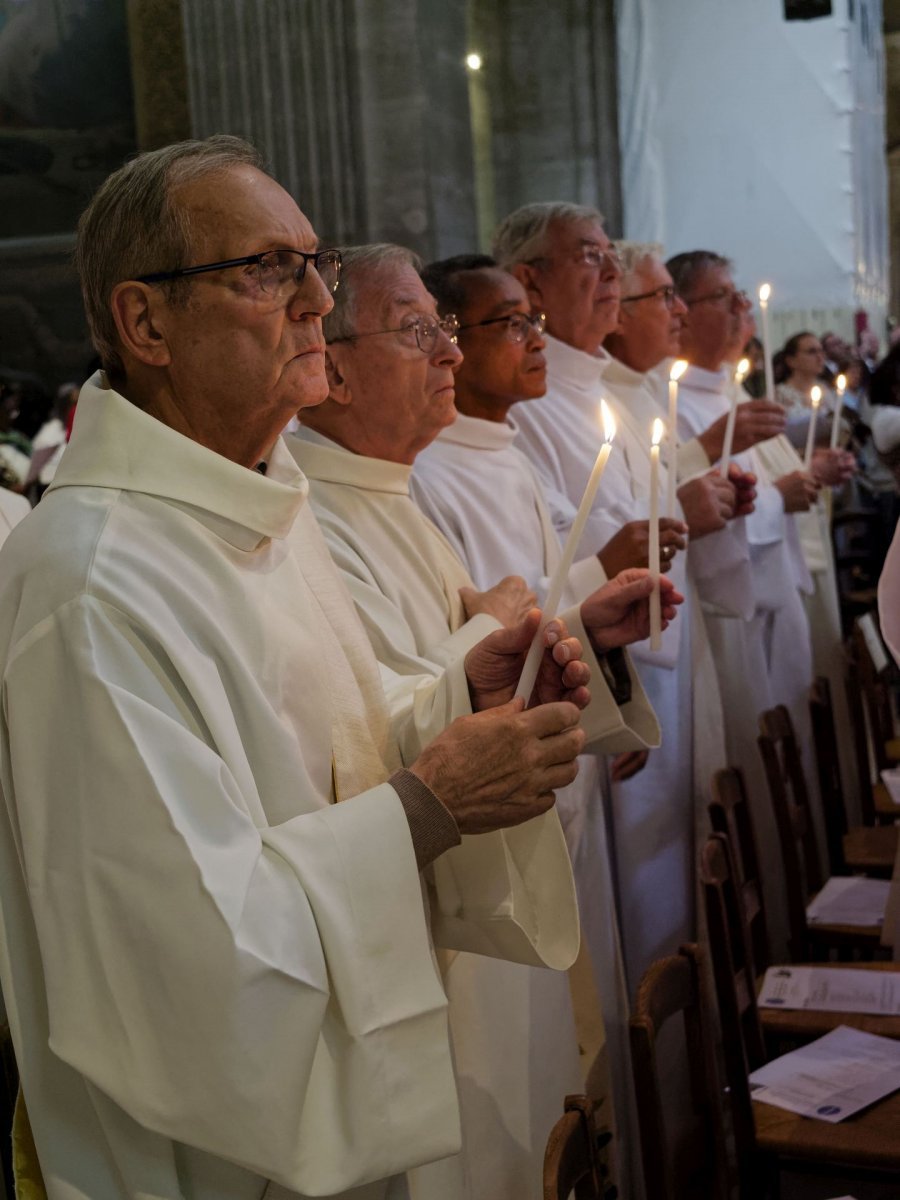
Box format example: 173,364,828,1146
410,410,661,1200
0,375,563,1200
287,427,630,1200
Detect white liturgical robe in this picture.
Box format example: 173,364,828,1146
0,375,576,1200
0,487,29,552
511,338,724,999
287,426,645,1200
411,409,661,1200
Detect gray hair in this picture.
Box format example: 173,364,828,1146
323,243,423,343
75,135,266,377
491,202,605,269
665,250,732,298
615,240,664,282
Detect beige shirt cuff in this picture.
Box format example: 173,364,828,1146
390,768,461,870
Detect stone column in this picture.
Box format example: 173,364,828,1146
180,0,478,257
885,0,900,320
468,0,623,239
126,0,192,151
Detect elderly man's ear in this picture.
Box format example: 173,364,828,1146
110,282,174,368
509,263,545,316
324,347,354,407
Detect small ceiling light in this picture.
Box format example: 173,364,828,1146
466,53,482,71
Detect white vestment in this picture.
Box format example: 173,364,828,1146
287,426,646,1200
0,487,29,551
678,367,819,952
511,338,725,997
0,376,577,1200
410,410,660,1200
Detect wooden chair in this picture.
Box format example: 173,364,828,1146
700,835,900,1196
758,705,888,960
542,1094,615,1200
701,829,900,1044
845,639,899,825
853,614,900,771
809,676,899,878
709,767,770,978
629,944,731,1200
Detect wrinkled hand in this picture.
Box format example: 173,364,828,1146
699,399,786,461
725,463,757,516
610,749,649,782
678,472,735,538
775,469,819,513
464,611,591,712
597,518,688,576
459,575,536,631
580,568,684,651
409,699,585,834
811,447,856,487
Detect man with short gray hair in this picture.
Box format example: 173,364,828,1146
0,141,590,1200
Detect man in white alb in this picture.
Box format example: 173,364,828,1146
0,137,593,1200
288,243,676,1200
667,250,822,931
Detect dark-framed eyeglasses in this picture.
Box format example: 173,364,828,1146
683,287,749,310
529,244,622,276
331,312,460,355
457,311,546,344
136,248,342,297
621,284,678,309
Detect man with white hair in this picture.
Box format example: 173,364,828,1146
493,205,736,1000
0,139,592,1200
287,242,675,1200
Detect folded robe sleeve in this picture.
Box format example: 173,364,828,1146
1,595,459,1196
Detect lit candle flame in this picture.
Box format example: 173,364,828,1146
651,417,664,447
670,359,688,382
810,385,822,409
600,398,616,443
836,373,847,395
759,283,771,305
734,357,750,384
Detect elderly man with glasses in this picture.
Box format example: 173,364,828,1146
286,243,676,1200
0,138,605,1200
669,249,825,950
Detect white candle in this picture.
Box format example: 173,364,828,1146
649,418,663,652
667,359,687,517
830,373,846,450
721,357,750,474
805,385,822,469
758,283,775,400
514,400,617,702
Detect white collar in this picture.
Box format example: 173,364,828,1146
286,429,412,496
543,333,612,392
435,410,517,451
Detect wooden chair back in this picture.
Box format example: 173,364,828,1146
709,767,770,979
809,676,849,876
542,1095,613,1200
853,615,895,775
845,640,879,825
629,944,730,1200
699,836,769,1199
758,705,822,961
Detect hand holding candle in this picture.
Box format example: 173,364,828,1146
721,358,750,474
514,400,617,702
758,283,776,400
805,386,821,469
830,374,846,450
667,359,687,517
649,418,664,652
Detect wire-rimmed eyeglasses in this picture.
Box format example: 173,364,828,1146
331,313,460,355
457,311,546,344
137,249,342,297
529,244,621,276
621,285,678,310
683,287,750,310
